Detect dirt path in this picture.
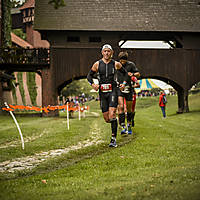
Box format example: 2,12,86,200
0,123,103,173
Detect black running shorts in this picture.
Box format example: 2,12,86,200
99,87,118,113
117,87,133,101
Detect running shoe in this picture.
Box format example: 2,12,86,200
109,138,117,147
121,126,127,135
127,125,132,135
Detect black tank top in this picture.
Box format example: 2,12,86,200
98,59,117,87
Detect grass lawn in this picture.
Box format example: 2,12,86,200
0,94,200,200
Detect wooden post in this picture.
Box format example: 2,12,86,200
177,88,189,113
184,90,189,113
177,88,184,114
41,67,58,116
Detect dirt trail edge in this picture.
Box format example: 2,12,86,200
0,123,103,173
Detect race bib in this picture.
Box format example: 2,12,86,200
101,84,112,93
122,85,130,93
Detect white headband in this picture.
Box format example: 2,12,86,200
102,44,113,51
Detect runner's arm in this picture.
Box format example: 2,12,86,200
131,76,140,88
134,71,140,78
133,80,140,88
87,61,98,85
87,62,99,90
115,61,128,90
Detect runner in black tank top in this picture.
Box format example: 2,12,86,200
87,44,126,147
117,51,140,135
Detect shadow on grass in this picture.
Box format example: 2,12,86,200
167,109,200,117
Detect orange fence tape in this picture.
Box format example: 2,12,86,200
2,104,89,113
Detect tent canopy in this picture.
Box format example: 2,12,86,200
135,79,159,92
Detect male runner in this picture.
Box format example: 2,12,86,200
87,44,125,147
117,51,140,135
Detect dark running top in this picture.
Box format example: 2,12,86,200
97,59,117,87
117,60,139,85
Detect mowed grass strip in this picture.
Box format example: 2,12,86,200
0,94,200,200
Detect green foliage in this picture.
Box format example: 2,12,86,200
2,0,26,47
17,72,26,105
48,0,66,9
10,0,25,8
62,80,81,97
12,29,26,40
62,79,93,98
2,0,12,47
26,72,37,106
195,82,200,88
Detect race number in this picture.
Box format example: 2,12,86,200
122,85,130,93
100,84,112,92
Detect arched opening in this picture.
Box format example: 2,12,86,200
138,76,187,113
57,77,98,115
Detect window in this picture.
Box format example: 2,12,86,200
67,36,80,42
89,36,101,43
25,9,29,17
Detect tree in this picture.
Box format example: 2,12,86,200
10,0,24,8
2,0,12,47
1,0,25,47
62,79,93,98
195,82,200,88
62,80,81,97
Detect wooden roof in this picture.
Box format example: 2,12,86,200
34,0,200,32
20,0,35,10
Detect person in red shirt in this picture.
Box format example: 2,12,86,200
159,91,167,118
